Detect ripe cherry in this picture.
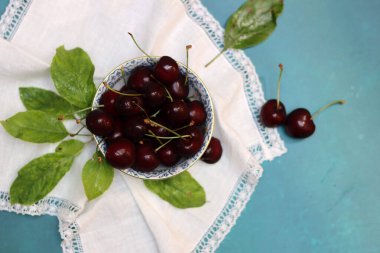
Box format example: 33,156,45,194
156,142,180,166
144,81,167,108
115,95,144,116
188,100,207,125
127,66,153,92
133,141,160,172
167,75,189,100
122,115,148,142
162,100,191,128
174,126,204,157
106,139,135,169
86,109,114,136
201,137,223,164
285,100,345,138
260,64,286,127
154,56,179,84
107,119,123,143
100,90,120,116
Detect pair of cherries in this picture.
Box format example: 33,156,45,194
260,64,345,138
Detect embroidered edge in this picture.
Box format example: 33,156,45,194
0,191,84,253
0,0,33,40
181,0,286,161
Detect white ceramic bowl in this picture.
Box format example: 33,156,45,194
93,56,214,179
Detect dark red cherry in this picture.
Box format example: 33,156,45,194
127,66,153,92
260,99,287,127
157,142,181,166
188,100,207,125
167,75,189,100
148,116,171,137
154,56,179,84
122,115,148,142
162,101,191,128
107,119,123,143
115,95,144,116
144,82,167,108
86,109,114,136
105,139,135,169
133,141,160,172
100,90,120,116
285,108,315,138
201,137,223,164
174,126,204,157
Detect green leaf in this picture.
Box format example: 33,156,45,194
19,87,80,119
10,153,74,205
55,139,85,157
1,111,68,143
144,171,206,209
82,152,114,200
224,0,284,49
51,46,96,108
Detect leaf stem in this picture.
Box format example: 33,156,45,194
311,100,346,120
205,48,227,68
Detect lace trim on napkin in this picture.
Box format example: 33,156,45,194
0,191,83,253
0,0,32,40
181,0,286,161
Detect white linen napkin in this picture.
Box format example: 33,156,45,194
0,0,286,252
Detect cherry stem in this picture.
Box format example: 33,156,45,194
103,82,143,96
150,109,161,118
276,64,284,109
145,133,191,139
311,100,346,120
148,129,163,145
145,119,183,138
150,74,173,102
185,45,192,86
58,105,104,120
120,67,128,85
155,139,172,152
173,121,195,131
205,48,227,68
132,101,150,119
128,32,153,60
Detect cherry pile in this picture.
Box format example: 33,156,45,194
86,36,222,172
260,64,345,138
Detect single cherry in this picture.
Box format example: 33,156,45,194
201,137,223,164
133,141,160,172
86,109,114,136
285,100,345,138
107,119,123,143
105,139,135,169
154,56,179,84
100,90,120,116
144,81,167,108
162,100,191,128
260,64,286,127
148,116,171,137
115,95,144,116
156,142,181,166
166,75,189,100
122,115,149,142
174,126,204,157
188,100,207,125
127,66,153,92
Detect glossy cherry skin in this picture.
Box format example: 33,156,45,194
100,90,120,116
105,139,135,169
162,101,191,128
107,119,123,143
115,95,144,116
86,109,114,136
157,142,181,166
133,141,160,172
260,99,286,127
285,108,316,138
122,115,148,142
148,116,171,138
188,100,207,125
127,66,153,92
144,81,167,108
154,56,179,84
201,137,223,164
167,75,189,100
174,126,204,157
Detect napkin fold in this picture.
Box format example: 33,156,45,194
0,0,286,252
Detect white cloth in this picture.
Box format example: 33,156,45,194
0,0,286,252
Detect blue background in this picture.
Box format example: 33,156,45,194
1,0,380,252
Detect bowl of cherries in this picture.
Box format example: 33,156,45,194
86,45,219,179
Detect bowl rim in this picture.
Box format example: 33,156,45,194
92,56,215,180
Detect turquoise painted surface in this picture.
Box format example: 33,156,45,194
0,0,7,15
1,0,380,252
